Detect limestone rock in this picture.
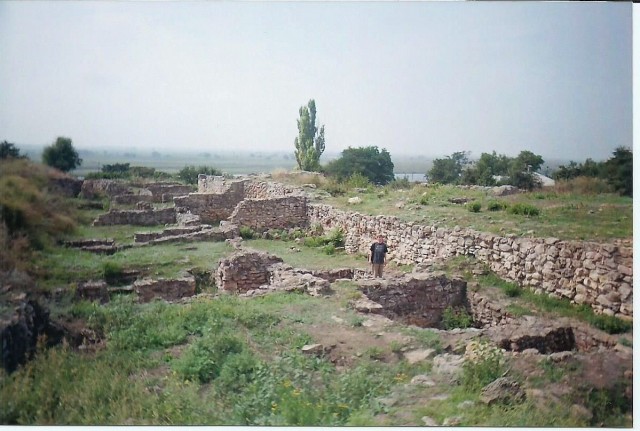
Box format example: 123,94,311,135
480,377,525,405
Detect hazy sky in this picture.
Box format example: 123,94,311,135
0,1,632,161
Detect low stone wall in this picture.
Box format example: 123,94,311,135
215,250,283,293
113,194,155,205
356,273,468,328
229,196,308,232
134,277,196,303
93,208,176,226
468,290,516,327
174,192,245,224
146,183,193,197
307,204,633,319
245,181,298,199
79,179,130,199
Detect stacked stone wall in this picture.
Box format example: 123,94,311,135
215,251,283,293
174,193,243,224
79,179,130,199
244,181,297,199
229,196,308,232
307,203,632,319
93,208,176,226
357,274,468,328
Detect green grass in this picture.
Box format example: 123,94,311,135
245,239,368,270
317,184,631,241
478,272,632,334
33,241,234,290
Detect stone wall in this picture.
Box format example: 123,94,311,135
244,181,298,199
79,179,130,199
134,277,196,303
215,250,283,293
92,207,176,226
307,203,633,319
229,196,308,232
356,273,468,328
176,179,247,224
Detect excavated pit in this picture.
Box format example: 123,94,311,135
356,274,579,354
356,273,470,329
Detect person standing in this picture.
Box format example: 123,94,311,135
369,235,388,278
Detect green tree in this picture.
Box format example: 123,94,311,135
178,165,223,185
294,99,325,171
506,150,544,191
42,137,82,172
325,146,395,185
0,141,26,159
427,151,469,184
603,147,632,197
461,151,511,186
514,150,544,173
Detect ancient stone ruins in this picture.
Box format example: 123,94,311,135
86,174,632,322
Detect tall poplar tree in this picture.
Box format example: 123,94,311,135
294,99,325,171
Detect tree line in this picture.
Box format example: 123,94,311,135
0,99,633,197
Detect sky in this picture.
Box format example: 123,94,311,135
0,1,633,161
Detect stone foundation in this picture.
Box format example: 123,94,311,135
93,208,176,226
229,196,308,232
134,277,196,303
356,273,468,328
215,250,284,293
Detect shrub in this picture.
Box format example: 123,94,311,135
173,332,244,383
325,228,345,248
303,236,325,248
217,351,260,392
508,203,540,216
467,202,481,213
487,200,508,211
346,172,371,189
321,178,347,196
442,306,474,329
178,165,223,185
387,177,412,190
322,244,336,255
503,282,522,297
461,340,507,390
419,193,430,205
102,261,124,285
239,226,256,239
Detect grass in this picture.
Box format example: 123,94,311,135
245,238,368,270
316,184,631,241
32,241,234,290
478,272,632,334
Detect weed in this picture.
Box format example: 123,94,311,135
239,226,256,239
365,347,385,360
322,244,336,255
349,315,365,327
442,306,474,329
508,203,540,216
102,261,124,285
505,304,532,317
389,340,405,354
172,332,244,383
487,200,508,211
582,382,632,426
461,341,507,391
467,202,481,213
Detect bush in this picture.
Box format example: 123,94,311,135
503,282,522,297
461,341,507,390
508,203,540,216
467,202,481,213
325,228,345,247
178,165,223,185
239,226,256,239
346,172,371,189
419,193,430,205
172,332,244,383
487,200,508,211
322,244,336,255
442,306,474,329
387,177,412,190
103,261,124,285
